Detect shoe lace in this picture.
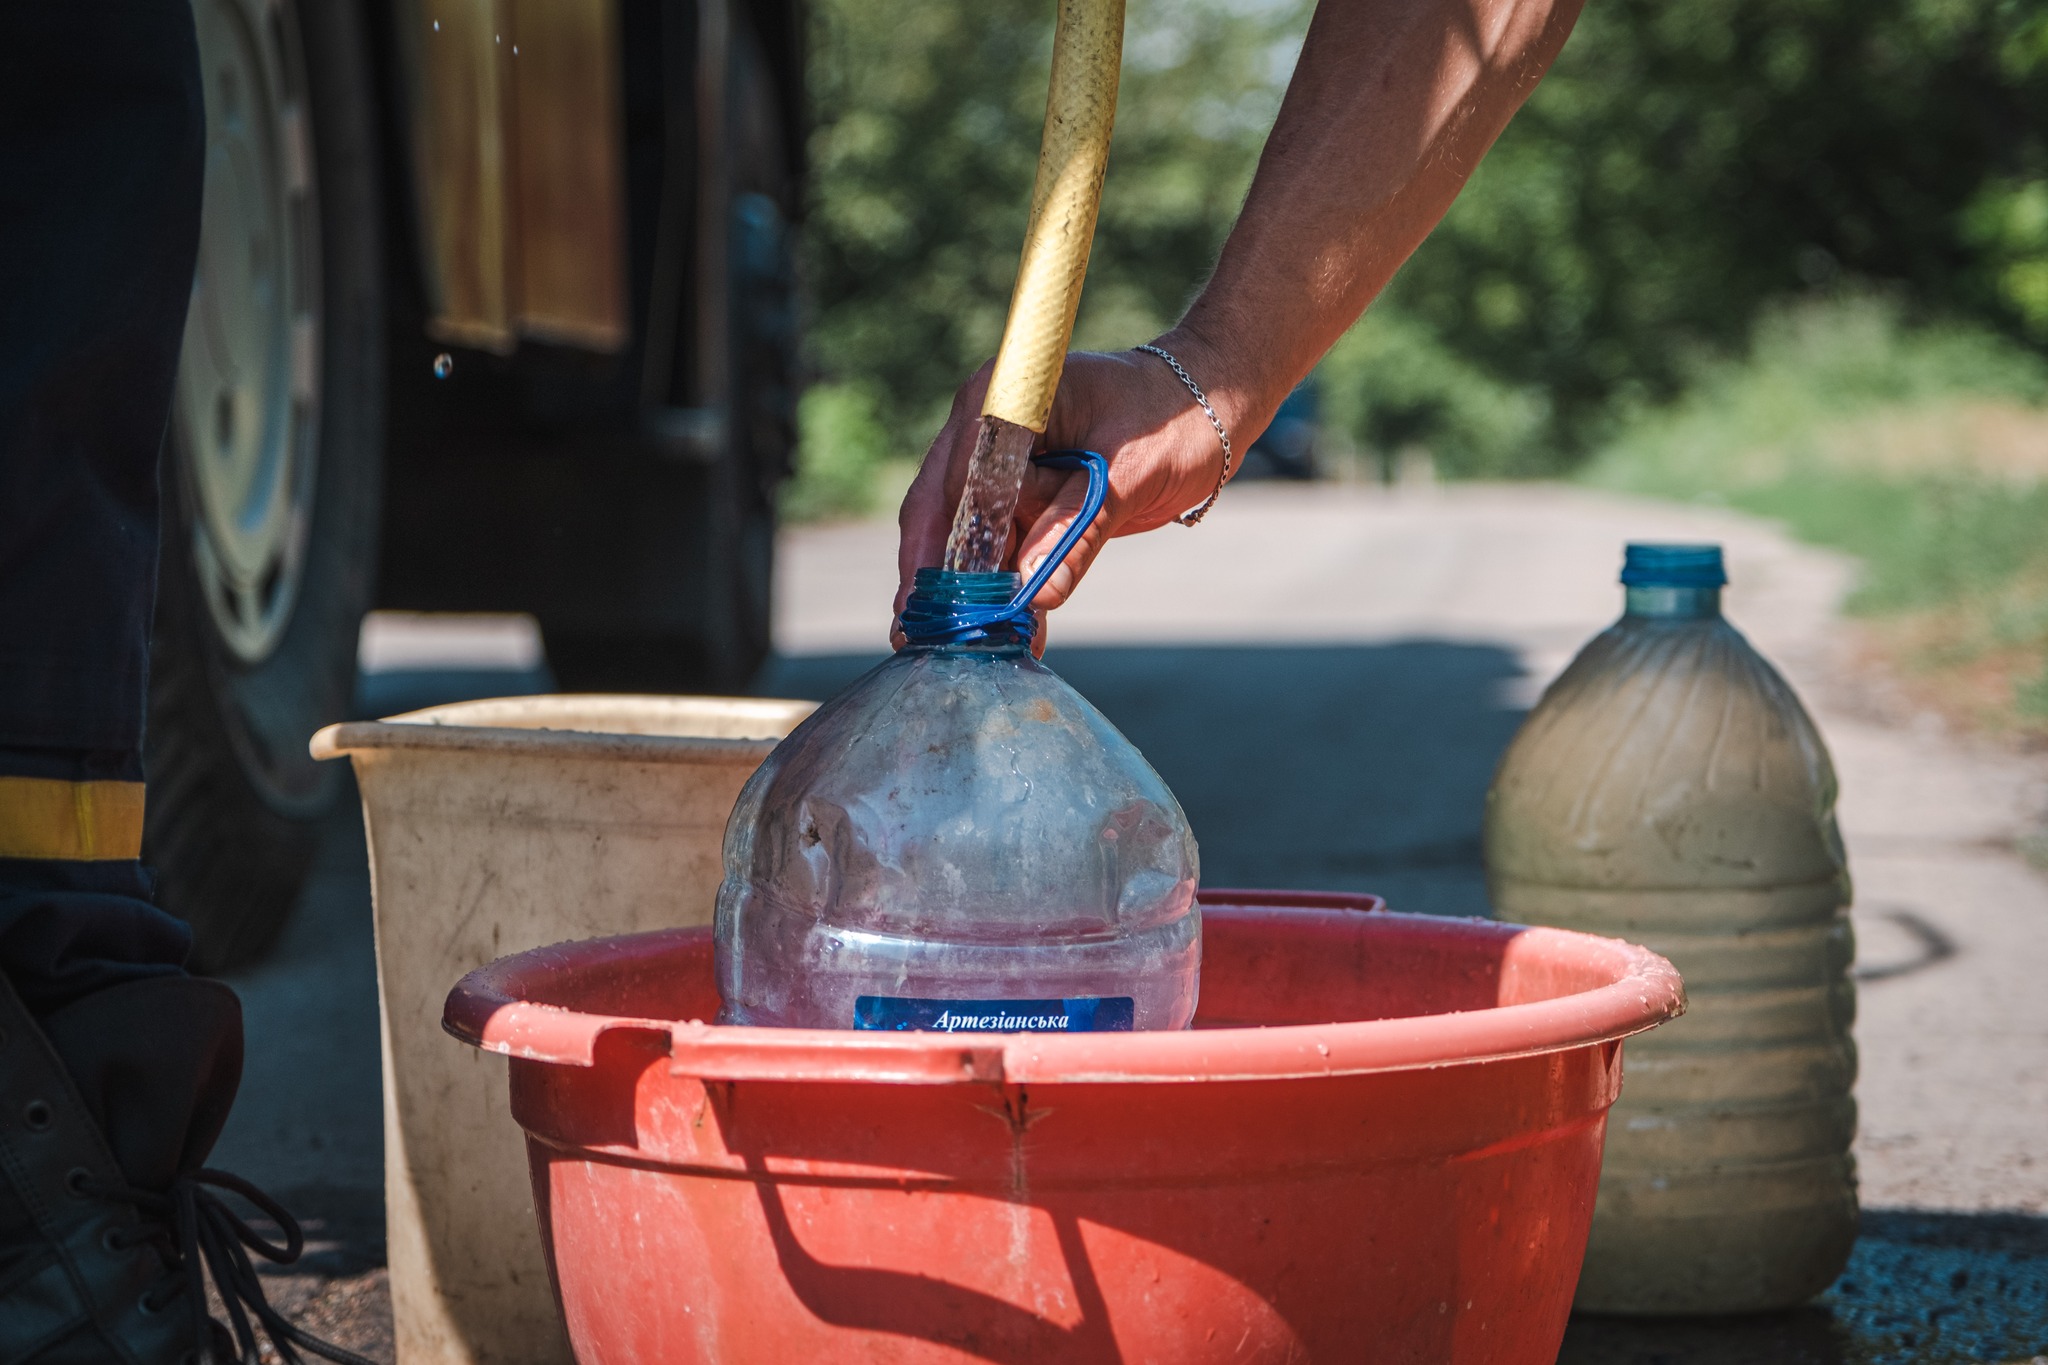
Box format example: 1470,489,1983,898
82,1168,377,1365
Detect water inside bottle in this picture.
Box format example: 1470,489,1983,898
716,569,1201,1031
1484,542,1857,1313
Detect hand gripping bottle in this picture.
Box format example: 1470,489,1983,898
1484,544,1856,1314
717,452,1201,1032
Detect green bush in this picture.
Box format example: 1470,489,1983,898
1356,0,2048,469
1584,294,2048,497
1316,310,1551,478
1585,297,2048,720
782,381,895,522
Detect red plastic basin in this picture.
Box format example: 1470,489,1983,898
445,891,1684,1364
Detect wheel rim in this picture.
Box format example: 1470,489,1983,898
176,0,321,665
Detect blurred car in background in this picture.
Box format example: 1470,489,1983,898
1236,380,1321,481
150,0,804,968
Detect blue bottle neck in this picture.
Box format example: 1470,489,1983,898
903,569,1031,654
1625,585,1723,620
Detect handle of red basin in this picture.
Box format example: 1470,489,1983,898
668,1022,1009,1085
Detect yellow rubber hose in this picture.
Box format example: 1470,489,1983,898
981,0,1125,434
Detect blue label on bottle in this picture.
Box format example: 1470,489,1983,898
853,996,1135,1033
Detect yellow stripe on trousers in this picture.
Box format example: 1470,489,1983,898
0,778,146,860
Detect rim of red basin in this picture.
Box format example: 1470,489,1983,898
443,890,1686,1086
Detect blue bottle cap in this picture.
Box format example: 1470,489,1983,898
1621,543,1727,588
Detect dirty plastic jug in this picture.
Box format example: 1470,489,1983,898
717,451,1202,1032
1483,543,1857,1314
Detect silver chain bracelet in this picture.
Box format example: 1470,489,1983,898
1136,343,1233,526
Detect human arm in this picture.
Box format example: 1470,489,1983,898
895,0,1585,646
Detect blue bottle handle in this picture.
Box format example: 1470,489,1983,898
898,449,1110,646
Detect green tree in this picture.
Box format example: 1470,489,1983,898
803,0,1305,452
802,0,2048,480
1361,0,2048,472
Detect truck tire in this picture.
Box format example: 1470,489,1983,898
146,0,383,972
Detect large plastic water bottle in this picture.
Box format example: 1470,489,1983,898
716,453,1201,1032
1484,543,1857,1314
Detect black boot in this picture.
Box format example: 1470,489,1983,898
0,972,372,1364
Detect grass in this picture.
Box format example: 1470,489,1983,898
1582,294,2048,736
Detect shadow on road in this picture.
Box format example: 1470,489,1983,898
1560,1209,2048,1364
353,665,555,719
762,638,1532,918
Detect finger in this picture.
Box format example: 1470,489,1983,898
1030,608,1048,659
1015,469,1116,614
1009,457,1071,533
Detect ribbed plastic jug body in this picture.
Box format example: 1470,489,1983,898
1483,545,1856,1315
716,571,1201,1032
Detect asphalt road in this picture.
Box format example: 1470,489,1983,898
211,481,2048,1363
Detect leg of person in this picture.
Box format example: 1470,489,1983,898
0,6,367,1362
0,0,200,1009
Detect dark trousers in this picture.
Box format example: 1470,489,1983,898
0,1,207,1011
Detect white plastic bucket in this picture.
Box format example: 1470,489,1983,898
311,695,813,1365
